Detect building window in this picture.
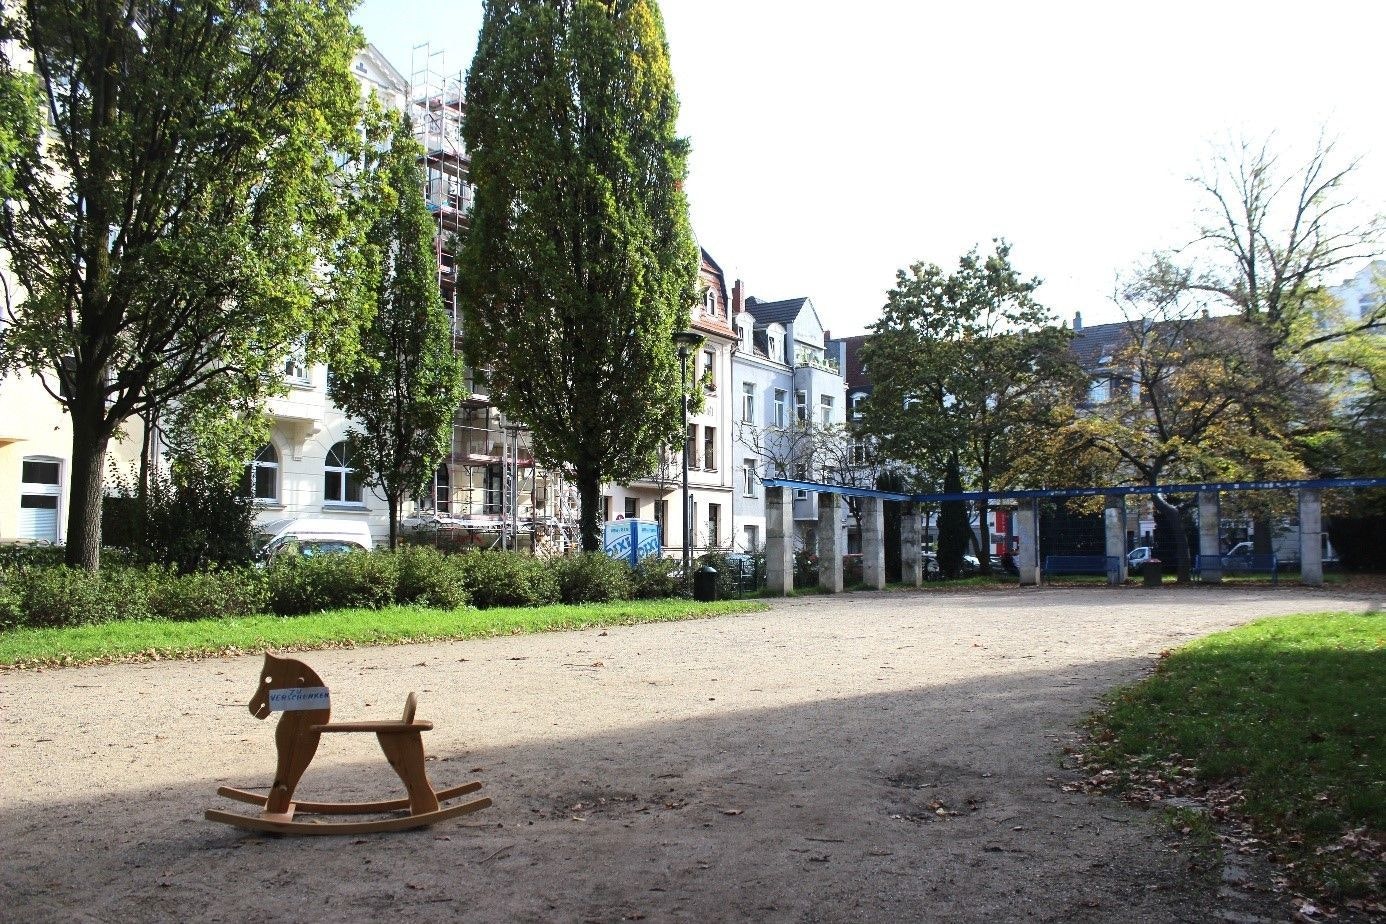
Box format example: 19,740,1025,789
602,495,612,522
703,426,716,470
624,496,638,519
768,333,781,363
850,393,865,419
707,503,721,547
284,342,310,385
741,382,755,423
795,390,808,423
743,524,759,553
419,464,451,513
240,443,279,502
1088,376,1112,404
794,461,809,498
703,349,716,391
704,287,717,317
743,458,757,496
654,500,668,543
819,395,834,427
324,440,363,504
685,423,698,468
773,389,787,427
851,437,869,466
19,456,62,542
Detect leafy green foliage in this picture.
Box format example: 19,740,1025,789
0,564,266,631
104,464,259,572
1086,613,1385,900
329,114,465,548
393,546,470,609
0,0,373,570
862,241,1081,572
551,552,634,604
459,0,699,550
630,554,683,599
452,551,561,609
265,552,401,615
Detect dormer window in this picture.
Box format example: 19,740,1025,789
768,333,781,362
704,287,717,318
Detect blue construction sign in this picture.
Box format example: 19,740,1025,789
602,519,662,566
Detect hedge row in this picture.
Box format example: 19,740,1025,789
0,547,687,632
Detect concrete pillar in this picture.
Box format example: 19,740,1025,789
1104,494,1128,586
1198,491,1222,583
766,486,794,596
900,504,923,587
817,493,845,593
861,496,886,590
1016,499,1040,586
1299,489,1323,586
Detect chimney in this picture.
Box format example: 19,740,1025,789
1073,311,1083,332
732,279,745,314
823,329,832,342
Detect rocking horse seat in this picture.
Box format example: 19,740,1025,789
313,718,433,733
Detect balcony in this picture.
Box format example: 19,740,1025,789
794,349,841,374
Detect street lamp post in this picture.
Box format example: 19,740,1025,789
672,330,704,579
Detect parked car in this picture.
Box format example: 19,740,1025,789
1127,546,1156,568
257,518,373,563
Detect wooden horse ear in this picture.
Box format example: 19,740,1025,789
402,692,418,725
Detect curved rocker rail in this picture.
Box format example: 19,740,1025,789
205,795,493,836
214,781,483,815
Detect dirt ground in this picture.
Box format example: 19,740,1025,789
2,585,1377,923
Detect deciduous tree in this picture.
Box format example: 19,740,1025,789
0,0,372,570
330,116,466,549
861,241,1081,574
458,0,698,552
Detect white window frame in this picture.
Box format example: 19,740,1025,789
703,425,716,471
819,395,834,427
19,456,63,543
324,440,364,505
742,459,757,497
741,382,755,423
242,443,280,504
795,390,808,423
773,389,787,427
703,348,716,391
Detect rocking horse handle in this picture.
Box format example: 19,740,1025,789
401,692,418,725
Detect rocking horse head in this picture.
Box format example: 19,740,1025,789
248,653,327,720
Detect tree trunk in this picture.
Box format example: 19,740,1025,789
387,491,400,550
66,402,110,571
576,463,601,553
1153,493,1192,583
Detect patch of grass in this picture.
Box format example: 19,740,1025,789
1086,612,1384,900
0,599,768,668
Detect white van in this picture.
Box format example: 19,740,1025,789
257,518,375,561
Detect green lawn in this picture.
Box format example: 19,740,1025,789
1085,611,1384,900
0,598,768,668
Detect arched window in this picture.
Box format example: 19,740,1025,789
240,444,278,502
324,441,362,504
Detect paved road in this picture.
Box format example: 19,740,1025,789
2,586,1373,922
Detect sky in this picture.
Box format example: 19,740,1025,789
353,0,1386,337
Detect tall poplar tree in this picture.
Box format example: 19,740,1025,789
330,116,465,549
459,0,698,552
0,1,372,570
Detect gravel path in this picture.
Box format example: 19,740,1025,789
1,586,1375,923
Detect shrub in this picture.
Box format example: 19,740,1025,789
0,565,152,630
453,551,560,609
630,554,684,600
146,568,268,622
551,552,632,604
395,546,469,609
105,465,259,572
266,551,399,615
695,551,751,599
793,549,819,589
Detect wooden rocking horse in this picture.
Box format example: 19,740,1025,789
205,653,490,835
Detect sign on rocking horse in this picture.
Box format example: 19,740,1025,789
205,653,491,835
